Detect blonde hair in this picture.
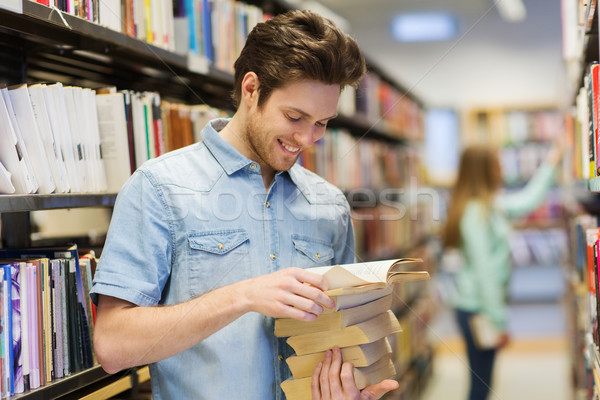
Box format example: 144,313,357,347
443,145,502,248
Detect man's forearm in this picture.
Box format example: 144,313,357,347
94,281,249,374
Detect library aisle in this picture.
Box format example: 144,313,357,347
421,270,571,400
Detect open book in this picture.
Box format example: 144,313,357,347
308,258,429,294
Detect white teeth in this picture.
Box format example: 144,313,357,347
280,141,300,153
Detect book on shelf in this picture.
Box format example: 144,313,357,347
281,353,396,400
7,84,55,194
0,81,123,195
27,84,71,194
0,89,32,194
589,64,599,177
0,265,13,396
275,293,392,337
285,337,393,380
44,83,82,193
0,245,95,389
96,92,133,193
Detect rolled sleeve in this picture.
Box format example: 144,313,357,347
90,169,173,307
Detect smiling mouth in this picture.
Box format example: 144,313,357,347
278,139,301,154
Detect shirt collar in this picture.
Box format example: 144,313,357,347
202,118,294,182
201,118,255,175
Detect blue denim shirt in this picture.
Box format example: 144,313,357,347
90,118,356,400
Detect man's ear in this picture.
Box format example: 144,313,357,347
240,72,260,107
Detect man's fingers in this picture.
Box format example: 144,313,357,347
289,269,335,309
311,361,324,400
339,361,356,392
291,268,330,291
327,347,344,396
319,350,333,400
360,379,400,400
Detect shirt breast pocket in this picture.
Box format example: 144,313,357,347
292,234,335,268
187,229,250,296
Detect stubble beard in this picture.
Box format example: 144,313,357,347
246,113,298,173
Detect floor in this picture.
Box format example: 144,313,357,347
421,266,572,400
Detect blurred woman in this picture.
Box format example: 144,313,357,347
443,142,563,400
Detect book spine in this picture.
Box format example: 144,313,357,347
27,265,40,390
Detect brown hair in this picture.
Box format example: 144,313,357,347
443,145,503,248
232,9,366,108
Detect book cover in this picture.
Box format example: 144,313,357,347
275,294,393,337
0,268,12,396
281,353,396,400
50,259,63,379
0,272,7,396
469,314,502,350
62,86,88,192
26,264,40,389
83,87,108,192
592,64,600,176
120,91,137,173
286,310,401,356
95,92,133,193
10,263,23,393
27,84,70,194
17,262,29,392
0,246,93,373
0,88,36,194
45,83,81,193
7,84,55,194
286,337,393,379
3,265,13,394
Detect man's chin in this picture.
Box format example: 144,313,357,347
271,159,298,172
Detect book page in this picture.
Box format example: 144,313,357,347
309,260,406,289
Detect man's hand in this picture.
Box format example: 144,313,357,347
311,347,399,400
237,267,335,321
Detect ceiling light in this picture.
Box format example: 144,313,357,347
495,0,527,22
391,13,457,42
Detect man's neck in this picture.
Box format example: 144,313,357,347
219,115,275,190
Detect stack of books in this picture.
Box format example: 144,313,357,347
276,259,429,400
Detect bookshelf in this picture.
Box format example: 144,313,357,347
0,0,433,398
562,1,600,399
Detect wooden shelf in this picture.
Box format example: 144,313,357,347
9,365,150,400
12,365,108,400
0,193,117,212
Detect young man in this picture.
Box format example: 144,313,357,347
91,10,398,399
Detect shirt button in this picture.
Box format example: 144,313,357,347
266,201,270,208
316,253,321,259
278,354,284,361
250,163,257,169
218,243,224,250
270,253,276,260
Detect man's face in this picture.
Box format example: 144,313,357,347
245,79,340,173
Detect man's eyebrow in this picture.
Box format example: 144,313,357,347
287,107,338,121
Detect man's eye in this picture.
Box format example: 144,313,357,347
287,115,301,122
316,121,327,128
